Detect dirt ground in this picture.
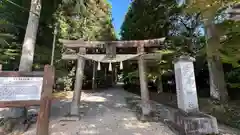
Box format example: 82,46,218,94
1,89,240,135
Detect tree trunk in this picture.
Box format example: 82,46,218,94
10,0,42,118
207,57,228,101
70,48,86,116
205,22,228,102
138,46,151,116
19,0,41,71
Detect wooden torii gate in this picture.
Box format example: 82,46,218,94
60,37,165,118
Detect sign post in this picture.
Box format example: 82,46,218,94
0,65,55,135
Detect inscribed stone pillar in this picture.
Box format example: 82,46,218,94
174,56,199,113
70,48,86,116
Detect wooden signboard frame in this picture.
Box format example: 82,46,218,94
0,65,55,135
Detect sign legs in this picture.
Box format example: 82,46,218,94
37,65,55,135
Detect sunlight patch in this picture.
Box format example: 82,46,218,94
123,121,151,129
52,132,66,135
83,96,107,102
80,130,99,134
122,117,137,121
114,103,126,107
133,133,142,135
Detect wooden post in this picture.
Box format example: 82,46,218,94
0,64,2,71
157,75,163,93
115,65,118,84
111,63,115,86
36,65,55,135
137,45,151,117
92,61,96,90
70,48,86,116
104,67,107,82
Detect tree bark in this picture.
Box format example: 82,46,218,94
10,0,42,118
138,46,151,116
19,0,41,71
70,48,86,116
205,21,228,102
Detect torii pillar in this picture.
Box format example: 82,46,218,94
138,45,151,119
70,48,86,117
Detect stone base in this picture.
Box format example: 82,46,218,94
168,110,219,135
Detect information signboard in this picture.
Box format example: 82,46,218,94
0,77,43,101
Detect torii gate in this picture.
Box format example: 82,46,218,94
59,37,165,118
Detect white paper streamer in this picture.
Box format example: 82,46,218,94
108,62,112,71
120,61,123,70
97,61,101,70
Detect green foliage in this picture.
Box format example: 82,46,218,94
120,0,205,90
168,13,205,57
56,0,115,41
120,0,181,40
0,0,115,91
225,68,240,90
62,0,86,14
217,20,240,67
55,0,116,90
0,0,60,69
183,0,239,19
0,3,20,67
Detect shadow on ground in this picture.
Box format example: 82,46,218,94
125,96,173,122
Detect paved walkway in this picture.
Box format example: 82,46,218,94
18,88,240,135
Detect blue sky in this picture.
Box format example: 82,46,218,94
108,0,131,37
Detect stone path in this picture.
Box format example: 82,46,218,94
8,88,240,135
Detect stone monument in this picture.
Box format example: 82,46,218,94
174,56,199,112
172,56,219,135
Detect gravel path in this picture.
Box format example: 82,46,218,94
24,88,176,135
